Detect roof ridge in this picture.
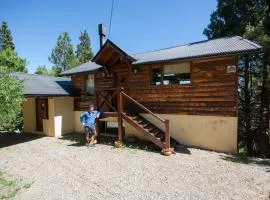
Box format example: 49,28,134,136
132,36,241,56
14,72,70,80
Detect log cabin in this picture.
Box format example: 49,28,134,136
59,31,261,155
20,26,261,155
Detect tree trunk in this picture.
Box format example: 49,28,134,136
261,52,269,130
244,57,253,155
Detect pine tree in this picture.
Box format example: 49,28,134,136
49,32,77,75
203,0,263,39
0,21,15,51
203,0,270,157
76,30,93,64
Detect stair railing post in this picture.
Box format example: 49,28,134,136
95,91,100,139
165,119,170,149
162,119,173,156
116,87,124,148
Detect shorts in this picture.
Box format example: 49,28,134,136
84,126,97,137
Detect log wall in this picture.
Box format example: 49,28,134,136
76,56,238,117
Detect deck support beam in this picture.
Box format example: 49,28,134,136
115,87,124,148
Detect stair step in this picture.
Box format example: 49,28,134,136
124,112,172,149
156,132,165,140
143,124,152,128
132,116,140,120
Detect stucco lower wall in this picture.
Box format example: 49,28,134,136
23,97,74,137
139,114,237,153
74,111,84,133
22,98,36,133
54,97,74,135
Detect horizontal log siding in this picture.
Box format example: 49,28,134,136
83,57,237,117
74,96,95,111
72,75,87,96
127,57,237,117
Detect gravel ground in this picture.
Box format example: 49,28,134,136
0,134,270,200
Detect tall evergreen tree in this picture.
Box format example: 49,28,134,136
0,21,15,51
0,48,27,72
203,0,263,39
49,32,77,75
203,0,270,157
76,30,93,64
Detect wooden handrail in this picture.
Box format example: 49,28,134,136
121,92,166,123
95,87,118,92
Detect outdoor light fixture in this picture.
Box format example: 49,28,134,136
133,66,139,74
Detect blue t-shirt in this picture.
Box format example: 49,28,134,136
80,111,100,127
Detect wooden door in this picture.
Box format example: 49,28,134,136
36,98,48,132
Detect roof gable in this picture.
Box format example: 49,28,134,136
92,39,136,66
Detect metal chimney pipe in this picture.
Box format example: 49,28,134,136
98,24,106,48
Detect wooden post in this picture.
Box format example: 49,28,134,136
95,91,100,139
116,87,124,148
163,119,172,156
165,119,170,149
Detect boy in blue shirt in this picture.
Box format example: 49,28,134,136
80,104,100,146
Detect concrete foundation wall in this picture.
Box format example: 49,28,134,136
23,99,237,153
140,114,237,153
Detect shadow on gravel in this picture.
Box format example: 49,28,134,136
60,133,161,153
173,144,191,155
220,155,270,170
0,132,43,148
60,133,86,146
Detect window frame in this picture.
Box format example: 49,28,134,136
151,62,192,86
86,74,95,96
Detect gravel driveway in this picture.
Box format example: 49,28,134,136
0,133,270,200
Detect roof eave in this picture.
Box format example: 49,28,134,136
24,94,72,98
59,68,103,76
132,49,262,66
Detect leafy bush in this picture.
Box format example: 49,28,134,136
0,70,24,132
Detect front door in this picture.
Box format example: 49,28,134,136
36,98,48,132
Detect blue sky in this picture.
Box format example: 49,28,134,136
1,0,217,73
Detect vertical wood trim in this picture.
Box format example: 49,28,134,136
117,88,124,143
165,119,170,149
235,56,239,117
190,61,193,85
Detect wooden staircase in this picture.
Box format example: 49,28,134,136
123,112,178,151
96,87,174,155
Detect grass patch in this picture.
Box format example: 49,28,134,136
0,171,32,200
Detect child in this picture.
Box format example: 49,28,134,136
80,104,100,146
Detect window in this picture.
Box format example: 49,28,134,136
152,63,191,85
153,68,162,85
86,74,95,95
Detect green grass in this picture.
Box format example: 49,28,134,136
0,171,32,200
